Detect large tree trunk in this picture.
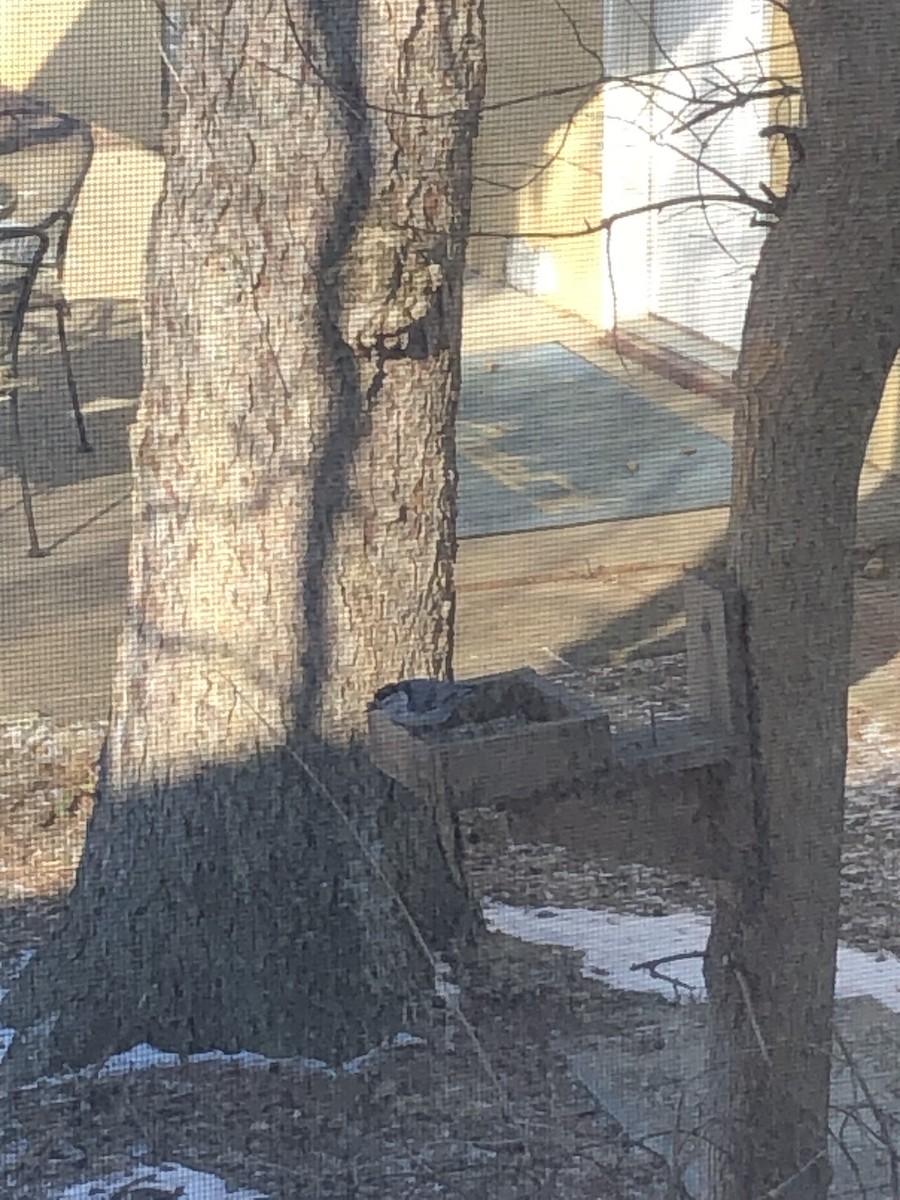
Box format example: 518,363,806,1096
704,4,900,1196
0,0,486,1081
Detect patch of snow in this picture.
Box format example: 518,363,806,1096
95,1042,337,1079
484,901,900,1011
342,1031,426,1074
7,1030,426,1197
54,1161,268,1199
97,1042,181,1076
485,904,709,995
391,1031,426,1047
0,1026,426,1084
835,945,900,1009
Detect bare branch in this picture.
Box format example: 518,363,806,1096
674,84,801,133
651,123,769,221
631,950,706,972
151,0,794,126
630,950,705,999
469,189,773,241
691,111,747,264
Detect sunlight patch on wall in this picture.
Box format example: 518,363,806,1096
505,238,559,296
0,0,92,89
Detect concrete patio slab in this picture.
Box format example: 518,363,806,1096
568,992,900,1198
458,341,732,534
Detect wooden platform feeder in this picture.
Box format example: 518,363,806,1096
368,668,613,810
367,572,740,878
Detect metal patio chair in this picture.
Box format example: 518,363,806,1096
1,224,51,555
0,103,94,556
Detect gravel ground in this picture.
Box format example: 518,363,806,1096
463,654,900,965
842,712,900,955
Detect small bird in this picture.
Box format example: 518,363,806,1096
374,679,473,728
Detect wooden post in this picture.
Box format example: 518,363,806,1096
685,571,733,741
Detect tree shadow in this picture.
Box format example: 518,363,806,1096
0,298,140,489
0,730,475,1077
556,465,900,694
294,0,374,733
16,0,165,152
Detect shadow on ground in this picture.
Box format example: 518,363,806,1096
0,299,139,490
559,468,900,697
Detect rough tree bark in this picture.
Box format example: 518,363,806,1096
704,4,900,1197
0,0,486,1079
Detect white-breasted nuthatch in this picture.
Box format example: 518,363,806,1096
373,678,473,729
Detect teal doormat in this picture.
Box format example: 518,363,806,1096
458,342,731,538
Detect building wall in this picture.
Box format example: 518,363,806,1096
469,0,604,326
0,0,164,302
0,0,606,319
4,1,899,475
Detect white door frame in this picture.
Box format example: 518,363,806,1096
601,0,770,349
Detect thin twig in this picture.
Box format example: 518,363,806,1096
470,190,773,243
732,964,772,1067
828,1104,871,1200
630,951,705,1000
631,950,706,973
146,0,794,125
474,108,581,199
674,85,801,133
553,0,605,70
754,1150,827,1200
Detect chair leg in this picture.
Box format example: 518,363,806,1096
7,387,46,558
56,301,91,453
